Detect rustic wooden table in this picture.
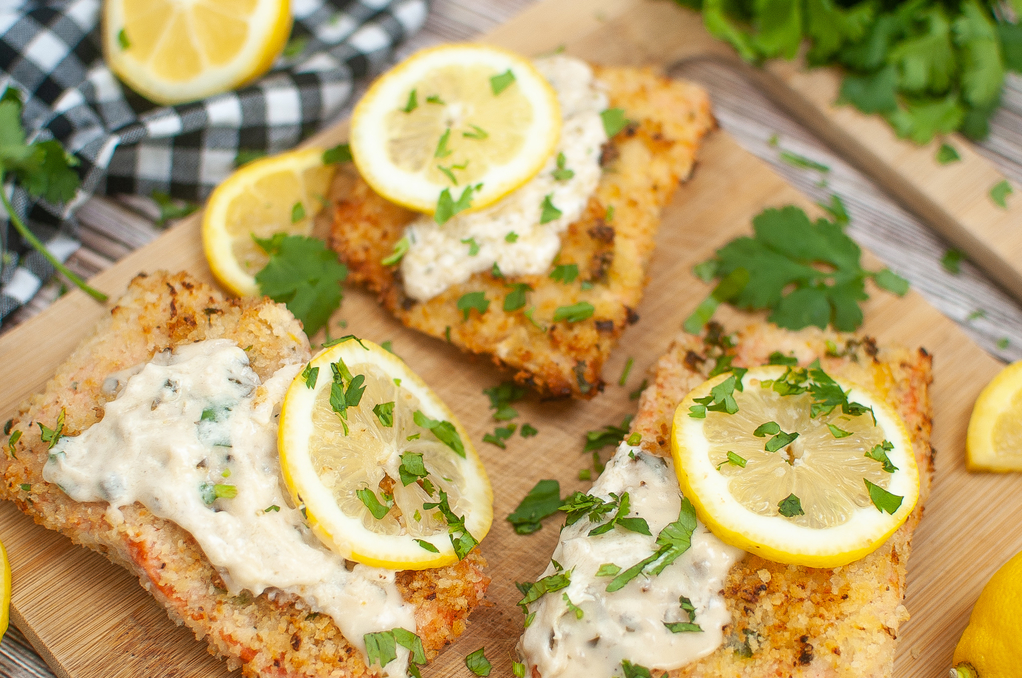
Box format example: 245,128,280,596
4,0,1022,675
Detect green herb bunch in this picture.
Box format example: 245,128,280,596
677,0,1022,142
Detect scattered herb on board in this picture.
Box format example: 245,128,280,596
990,179,1013,208
687,205,908,333
942,248,965,274
482,423,517,448
484,381,527,421
507,479,562,534
253,233,348,336
152,190,198,226
583,414,634,474
936,143,961,164
674,0,1022,142
465,648,492,676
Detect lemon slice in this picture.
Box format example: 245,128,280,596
967,360,1022,472
104,0,292,105
202,147,335,297
349,43,561,214
278,338,493,569
672,365,919,568
0,538,8,641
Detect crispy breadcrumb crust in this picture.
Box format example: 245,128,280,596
329,66,714,399
622,323,933,678
2,271,489,678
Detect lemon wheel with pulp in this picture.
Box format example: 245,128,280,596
278,338,493,569
672,364,919,568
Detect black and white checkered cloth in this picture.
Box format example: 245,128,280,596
0,0,428,326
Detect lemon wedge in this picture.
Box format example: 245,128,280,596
104,0,292,105
671,364,919,568
966,360,1022,472
202,147,336,297
278,338,493,569
349,43,561,215
952,549,1022,678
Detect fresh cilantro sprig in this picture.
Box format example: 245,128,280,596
688,205,908,333
0,91,106,301
679,0,1022,142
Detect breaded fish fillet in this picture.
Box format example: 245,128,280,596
330,66,713,399
2,271,488,678
623,323,933,677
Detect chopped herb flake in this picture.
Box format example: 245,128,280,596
553,301,595,323
778,493,804,517
866,440,898,472
936,143,961,164
457,291,489,320
552,152,574,181
490,70,516,95
373,401,395,427
357,488,390,519
461,237,480,255
504,283,531,312
865,479,904,514
716,450,747,470
507,479,561,534
991,179,1013,208
601,108,628,137
381,236,410,266
413,410,466,457
550,263,579,284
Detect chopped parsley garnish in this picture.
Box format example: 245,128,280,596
767,351,798,366
583,415,633,453
152,190,198,226
504,283,531,312
689,206,908,333
200,482,237,505
626,432,642,446
605,205,615,221
301,364,319,389
505,231,519,243
434,128,453,159
7,428,20,459
999,337,1011,349
437,165,458,184
253,234,348,336
596,563,621,577
664,620,703,633
521,422,539,437
398,452,429,486
117,28,130,49
38,409,65,450
585,492,651,537
619,357,634,386
621,660,652,678
540,194,562,224
463,124,489,139
779,150,829,172
991,179,1013,208
413,410,466,457
465,648,492,676
381,236,410,266
936,143,961,164
423,489,478,559
426,94,445,105
483,423,517,448
778,493,804,517
435,184,479,225
507,479,561,534
550,263,579,284
601,108,628,137
322,143,352,164
490,70,516,95
717,450,747,470
605,497,698,592
364,628,426,670
562,593,584,619
688,372,744,418
491,262,503,278
865,479,904,514
461,237,480,255
357,488,391,519
283,35,308,58
866,440,898,472
941,248,965,274
415,539,439,553
513,661,526,678
764,429,799,453
328,359,365,434
291,201,305,223
553,301,594,323
19,484,30,493
517,568,571,612
264,505,280,512
457,291,489,320
828,424,852,438
629,379,648,400
552,152,574,180
761,361,873,420
373,401,395,427
483,381,526,421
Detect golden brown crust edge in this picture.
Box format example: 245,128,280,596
330,66,715,399
627,323,933,678
2,271,489,678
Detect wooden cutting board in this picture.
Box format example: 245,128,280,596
0,0,1018,676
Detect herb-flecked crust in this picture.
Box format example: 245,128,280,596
2,271,489,678
612,323,933,678
329,66,714,399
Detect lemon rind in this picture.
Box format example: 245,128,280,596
966,360,1022,472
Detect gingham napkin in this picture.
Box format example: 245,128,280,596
0,0,428,326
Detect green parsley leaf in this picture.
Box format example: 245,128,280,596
583,415,633,453
373,401,395,428
382,236,410,266
539,194,562,224
323,143,352,164
664,621,703,633
507,479,561,534
490,70,516,95
552,152,574,180
301,364,319,388
402,89,418,113
415,539,439,553
779,150,830,172
413,410,466,457
777,493,805,517
253,234,347,336
865,478,904,514
463,124,489,139
601,108,628,137
998,337,1010,350
716,450,747,470
264,505,280,512
562,592,584,619
941,248,965,274
435,128,453,159
457,291,489,320
483,423,517,449
37,409,65,450
606,497,697,592
936,142,961,164
282,35,308,58
357,488,390,519
517,569,571,611
460,237,480,255
513,661,526,678
990,179,1013,208
505,231,519,243
765,429,799,453
866,440,898,472
465,648,492,676
291,202,305,223
596,563,621,577
520,423,539,438
151,191,198,226
504,283,531,312
435,184,478,225
550,263,579,284
117,28,130,49
234,149,266,167
553,301,595,323
426,94,445,105
398,452,429,486
828,423,852,438
483,381,526,420
621,660,652,678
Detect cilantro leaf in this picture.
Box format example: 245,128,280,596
490,70,516,95
398,451,428,486
942,248,965,273
323,143,352,164
457,291,489,320
990,179,1013,208
507,479,561,535
373,401,395,428
606,497,697,592
621,660,653,678
483,381,526,420
504,283,531,312
435,184,478,225
601,108,628,137
865,478,904,513
540,194,562,224
550,263,579,284
413,410,466,458
357,488,390,519
778,493,805,517
465,648,492,676
517,570,571,611
936,142,961,164
254,234,347,336
865,440,898,472
482,423,516,448
886,93,965,145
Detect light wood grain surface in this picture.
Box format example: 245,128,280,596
3,1,1022,677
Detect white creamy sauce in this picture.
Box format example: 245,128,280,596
521,445,745,677
44,340,417,677
401,55,609,301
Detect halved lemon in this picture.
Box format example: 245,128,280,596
202,147,335,297
672,365,919,568
278,338,493,569
104,0,292,105
967,360,1022,472
349,43,561,214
